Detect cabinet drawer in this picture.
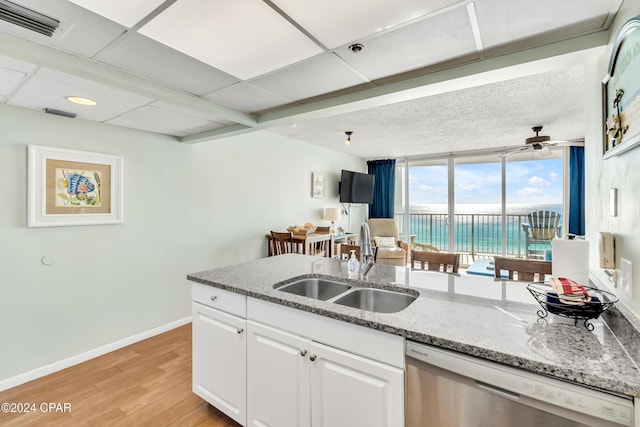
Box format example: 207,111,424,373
192,282,246,317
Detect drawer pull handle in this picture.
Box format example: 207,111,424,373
300,349,307,357
237,328,244,334
210,296,217,302
309,354,316,362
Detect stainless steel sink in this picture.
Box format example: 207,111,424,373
277,278,352,301
333,288,417,313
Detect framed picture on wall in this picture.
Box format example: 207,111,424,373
28,145,124,227
312,172,325,198
602,16,640,158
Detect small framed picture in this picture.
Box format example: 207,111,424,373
28,145,124,227
312,172,325,198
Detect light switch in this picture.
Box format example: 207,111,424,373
620,258,632,296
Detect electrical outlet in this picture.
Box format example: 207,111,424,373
620,258,633,296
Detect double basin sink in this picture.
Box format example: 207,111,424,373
275,277,417,313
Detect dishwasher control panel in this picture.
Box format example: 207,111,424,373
406,342,634,426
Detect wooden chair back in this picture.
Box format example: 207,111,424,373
526,210,561,240
340,244,360,260
411,250,460,273
315,226,331,234
493,257,552,282
270,231,296,255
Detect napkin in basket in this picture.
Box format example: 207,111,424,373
550,276,591,305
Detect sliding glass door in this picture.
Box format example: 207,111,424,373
396,159,449,252
399,149,565,264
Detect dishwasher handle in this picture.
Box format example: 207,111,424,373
475,381,521,401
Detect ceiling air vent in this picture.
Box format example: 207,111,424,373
0,0,59,37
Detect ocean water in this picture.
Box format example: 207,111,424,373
397,203,562,256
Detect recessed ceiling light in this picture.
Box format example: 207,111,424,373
65,96,97,106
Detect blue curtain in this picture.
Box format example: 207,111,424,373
569,146,585,235
367,159,395,218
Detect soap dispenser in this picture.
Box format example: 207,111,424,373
347,250,360,277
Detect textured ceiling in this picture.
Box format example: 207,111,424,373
267,66,586,158
0,0,622,158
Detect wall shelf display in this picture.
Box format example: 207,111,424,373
602,16,640,159
312,172,325,198
28,145,124,227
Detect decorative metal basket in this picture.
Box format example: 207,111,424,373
526,282,618,330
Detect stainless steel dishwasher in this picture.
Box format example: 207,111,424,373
406,341,634,427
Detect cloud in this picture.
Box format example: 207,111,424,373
518,187,543,196
528,176,550,186
549,172,559,180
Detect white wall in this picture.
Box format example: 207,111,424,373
586,0,640,316
0,103,364,383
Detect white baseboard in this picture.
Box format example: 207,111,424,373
0,316,192,392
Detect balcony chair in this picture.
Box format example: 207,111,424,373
522,210,561,259
493,256,552,282
368,218,408,266
411,250,460,273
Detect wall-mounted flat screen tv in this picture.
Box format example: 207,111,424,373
339,170,375,204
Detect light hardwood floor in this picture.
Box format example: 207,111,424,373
0,324,241,427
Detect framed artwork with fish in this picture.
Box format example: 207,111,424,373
28,145,124,227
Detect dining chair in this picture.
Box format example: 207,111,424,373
493,256,552,282
411,250,460,273
270,231,296,255
340,244,361,260
315,226,331,233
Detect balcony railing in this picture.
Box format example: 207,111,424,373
395,212,550,259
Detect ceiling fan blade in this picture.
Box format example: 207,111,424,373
499,146,529,158
548,138,585,146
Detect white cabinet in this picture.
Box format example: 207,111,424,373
191,285,405,427
192,292,247,426
310,341,404,427
247,320,311,427
247,317,404,427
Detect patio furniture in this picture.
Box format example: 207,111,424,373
522,210,561,259
493,257,552,282
368,218,407,266
411,250,460,273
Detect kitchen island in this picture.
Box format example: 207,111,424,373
188,254,640,425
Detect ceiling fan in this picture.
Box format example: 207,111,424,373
500,126,584,158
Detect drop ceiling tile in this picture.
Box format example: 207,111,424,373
95,33,239,96
67,0,166,28
0,0,127,58
0,54,37,73
475,0,616,49
0,68,27,97
335,6,478,81
272,0,460,49
105,104,215,135
203,82,292,113
138,0,323,79
250,53,370,102
151,100,228,123
7,68,152,121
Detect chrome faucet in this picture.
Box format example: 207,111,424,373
359,222,375,279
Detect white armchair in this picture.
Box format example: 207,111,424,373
368,219,407,266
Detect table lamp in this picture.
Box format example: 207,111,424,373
324,207,341,233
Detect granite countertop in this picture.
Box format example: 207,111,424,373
187,254,640,398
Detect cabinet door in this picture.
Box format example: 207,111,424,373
310,341,404,427
192,302,246,426
247,320,311,427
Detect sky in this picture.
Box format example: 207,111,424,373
407,158,563,206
